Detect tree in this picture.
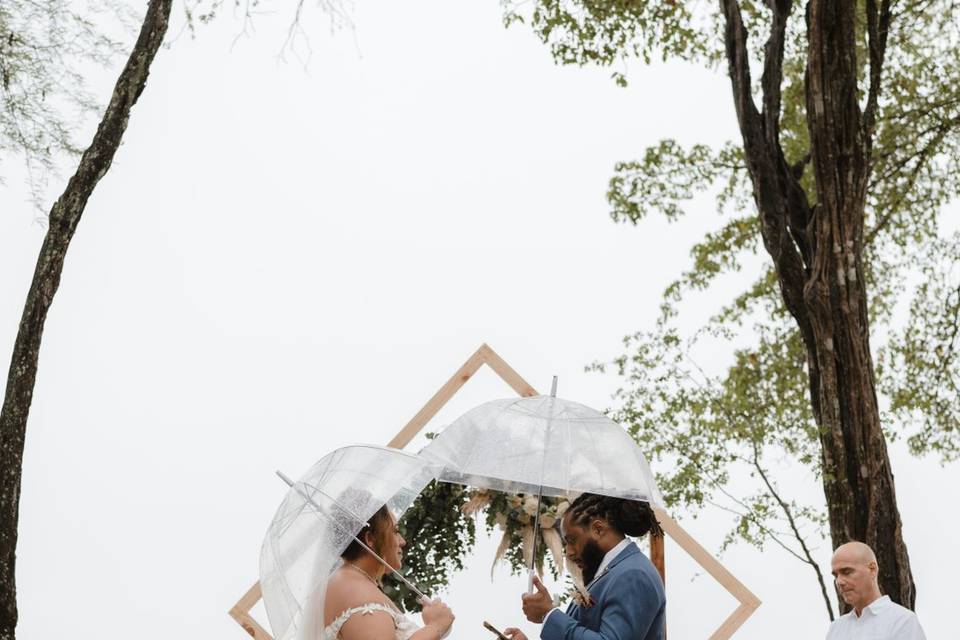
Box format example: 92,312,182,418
0,1,351,634
503,0,960,615
0,0,172,635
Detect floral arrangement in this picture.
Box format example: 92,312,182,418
460,488,569,578
463,488,593,608
385,482,589,612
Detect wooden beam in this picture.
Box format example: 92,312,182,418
387,343,538,449
710,603,759,640
387,346,490,449
655,507,761,639
228,581,272,640
477,343,538,397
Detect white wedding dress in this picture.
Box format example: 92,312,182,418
322,602,420,640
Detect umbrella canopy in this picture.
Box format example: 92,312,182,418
259,445,439,640
419,395,662,505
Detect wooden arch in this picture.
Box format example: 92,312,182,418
229,343,760,639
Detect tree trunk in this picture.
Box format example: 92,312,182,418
0,0,172,636
720,0,915,611
804,0,915,610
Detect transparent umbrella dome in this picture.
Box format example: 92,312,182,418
419,395,663,505
259,445,439,640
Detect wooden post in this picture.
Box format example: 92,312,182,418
650,533,665,585
228,581,272,640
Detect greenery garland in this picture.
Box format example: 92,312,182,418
383,480,476,611
384,482,572,612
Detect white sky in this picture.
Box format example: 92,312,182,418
0,1,956,638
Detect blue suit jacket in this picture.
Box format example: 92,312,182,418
541,541,665,640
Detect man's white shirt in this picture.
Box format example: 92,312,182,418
825,595,926,640
541,538,632,625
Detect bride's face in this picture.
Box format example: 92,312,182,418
380,511,406,570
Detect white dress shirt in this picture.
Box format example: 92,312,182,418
541,538,633,625
825,595,926,640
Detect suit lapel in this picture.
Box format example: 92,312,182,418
587,542,640,590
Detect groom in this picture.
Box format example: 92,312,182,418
505,493,666,640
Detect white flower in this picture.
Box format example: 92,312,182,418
523,496,540,516
556,501,570,516
509,495,523,509
540,515,556,528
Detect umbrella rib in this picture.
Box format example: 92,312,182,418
275,471,431,602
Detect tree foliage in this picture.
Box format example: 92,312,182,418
504,0,960,618
0,0,135,202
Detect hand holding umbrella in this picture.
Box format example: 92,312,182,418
520,575,554,624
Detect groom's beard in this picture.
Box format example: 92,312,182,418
579,539,606,584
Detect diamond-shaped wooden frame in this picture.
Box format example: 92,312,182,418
229,343,761,639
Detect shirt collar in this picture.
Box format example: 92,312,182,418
862,595,891,616
594,538,631,580
850,596,891,618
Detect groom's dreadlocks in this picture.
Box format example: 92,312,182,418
566,493,664,538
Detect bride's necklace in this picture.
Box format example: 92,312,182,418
344,563,403,615
346,562,381,586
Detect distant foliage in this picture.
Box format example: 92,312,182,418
0,0,134,202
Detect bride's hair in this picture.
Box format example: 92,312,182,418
565,493,663,538
341,504,392,560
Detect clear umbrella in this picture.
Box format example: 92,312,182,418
259,445,439,640
419,395,663,504
418,393,663,588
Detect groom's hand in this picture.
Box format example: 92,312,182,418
521,576,553,624
503,628,528,640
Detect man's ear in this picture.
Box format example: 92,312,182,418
868,561,878,577
591,518,606,537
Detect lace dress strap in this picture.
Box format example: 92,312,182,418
324,602,402,639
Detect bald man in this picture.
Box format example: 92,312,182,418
825,541,926,639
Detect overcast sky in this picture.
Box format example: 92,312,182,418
0,1,956,638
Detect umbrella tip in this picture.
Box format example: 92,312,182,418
550,376,558,397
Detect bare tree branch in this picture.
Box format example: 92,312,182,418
866,113,960,245
751,442,836,620
678,350,834,618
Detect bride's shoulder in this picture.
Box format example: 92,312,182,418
324,569,389,618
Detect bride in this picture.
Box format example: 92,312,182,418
322,505,456,640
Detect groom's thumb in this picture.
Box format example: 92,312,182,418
533,576,548,594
